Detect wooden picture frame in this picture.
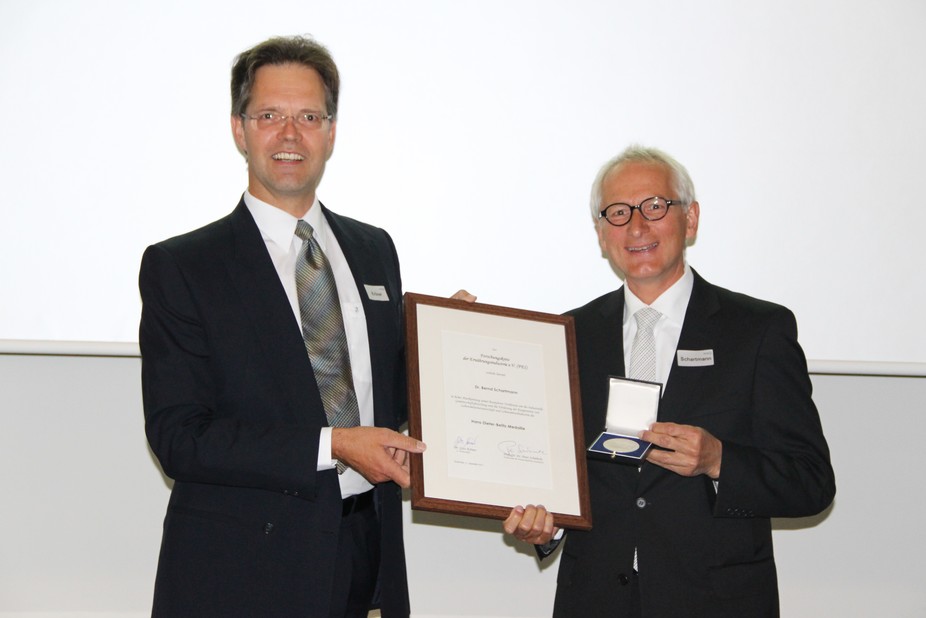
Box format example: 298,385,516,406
404,292,591,530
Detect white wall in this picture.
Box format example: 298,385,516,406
1,0,926,364
1,352,924,617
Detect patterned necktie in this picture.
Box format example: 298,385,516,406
294,220,360,473
628,307,661,383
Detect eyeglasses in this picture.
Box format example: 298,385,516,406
598,196,682,227
240,111,333,131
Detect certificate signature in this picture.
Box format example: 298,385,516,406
497,440,546,464
453,435,479,454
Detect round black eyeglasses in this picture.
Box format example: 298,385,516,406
598,196,682,227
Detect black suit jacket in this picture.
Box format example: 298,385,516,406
139,200,409,617
552,270,835,617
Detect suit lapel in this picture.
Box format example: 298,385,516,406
322,205,378,306
579,289,625,443
322,205,398,428
603,288,627,378
225,201,327,425
659,270,721,424
638,271,721,488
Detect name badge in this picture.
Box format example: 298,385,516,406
364,284,390,301
677,349,714,367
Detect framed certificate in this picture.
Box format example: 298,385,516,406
404,292,591,530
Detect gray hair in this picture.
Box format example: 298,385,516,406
589,145,696,222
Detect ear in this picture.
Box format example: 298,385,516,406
685,201,700,241
595,218,608,253
231,114,247,158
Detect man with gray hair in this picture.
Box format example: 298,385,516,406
504,145,835,617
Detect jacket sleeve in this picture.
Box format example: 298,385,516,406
139,243,322,499
713,307,836,519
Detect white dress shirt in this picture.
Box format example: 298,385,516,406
622,265,695,392
244,191,374,498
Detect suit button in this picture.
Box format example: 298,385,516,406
618,573,630,586
263,523,274,535
635,497,647,509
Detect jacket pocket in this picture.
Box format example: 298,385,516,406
708,556,778,599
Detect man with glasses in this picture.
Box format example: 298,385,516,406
138,36,451,617
504,145,835,617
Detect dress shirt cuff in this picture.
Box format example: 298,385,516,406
535,529,565,560
318,427,336,471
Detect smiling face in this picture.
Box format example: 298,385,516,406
596,161,699,304
231,63,336,217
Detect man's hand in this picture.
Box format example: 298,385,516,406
503,504,558,545
331,427,426,488
641,422,723,479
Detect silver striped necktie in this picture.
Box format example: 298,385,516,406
628,307,661,382
294,220,360,473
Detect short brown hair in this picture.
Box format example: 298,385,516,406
230,35,340,119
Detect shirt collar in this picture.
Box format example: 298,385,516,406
243,191,325,250
623,264,694,326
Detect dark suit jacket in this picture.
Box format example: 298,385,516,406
139,200,410,617
552,270,835,618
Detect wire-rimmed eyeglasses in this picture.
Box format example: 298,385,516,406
240,111,333,131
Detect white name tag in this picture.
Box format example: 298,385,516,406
364,284,390,301
677,349,714,367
